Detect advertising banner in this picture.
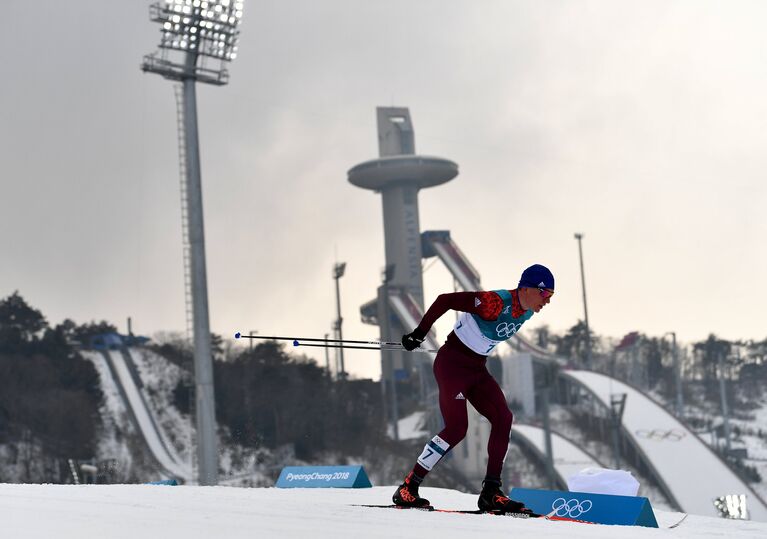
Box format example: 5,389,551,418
509,487,658,527
276,466,372,489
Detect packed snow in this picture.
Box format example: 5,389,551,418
2,483,767,539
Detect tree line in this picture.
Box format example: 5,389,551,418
171,339,386,460
2,290,765,482
537,320,767,403
0,292,107,481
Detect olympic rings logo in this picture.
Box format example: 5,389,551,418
635,429,686,442
496,321,523,339
551,498,593,518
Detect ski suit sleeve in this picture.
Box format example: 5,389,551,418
416,291,503,334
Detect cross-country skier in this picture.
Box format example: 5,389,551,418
392,264,555,513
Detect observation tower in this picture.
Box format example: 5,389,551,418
348,107,457,308
348,108,457,436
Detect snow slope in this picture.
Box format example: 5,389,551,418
82,350,192,481
2,483,766,539
108,349,190,480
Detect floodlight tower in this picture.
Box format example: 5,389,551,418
141,0,245,486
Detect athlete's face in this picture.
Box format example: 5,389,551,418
520,287,554,313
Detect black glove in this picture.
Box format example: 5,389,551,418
402,328,426,351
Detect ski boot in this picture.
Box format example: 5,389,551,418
392,472,431,508
477,480,535,515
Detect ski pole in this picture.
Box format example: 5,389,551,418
234,332,402,347
293,342,439,353
291,342,435,352
233,332,438,353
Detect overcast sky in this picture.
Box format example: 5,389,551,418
2,1,767,380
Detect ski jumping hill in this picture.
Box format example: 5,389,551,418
3,483,766,539
82,348,192,482
563,370,767,521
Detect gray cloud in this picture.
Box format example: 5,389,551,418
2,1,766,379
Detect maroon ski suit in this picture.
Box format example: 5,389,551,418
412,290,528,480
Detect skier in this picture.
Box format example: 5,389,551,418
392,264,555,513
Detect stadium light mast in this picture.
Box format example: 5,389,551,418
333,262,347,379
141,0,245,486
574,233,592,368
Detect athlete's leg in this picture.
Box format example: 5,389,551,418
466,370,514,480
394,346,472,506
466,371,528,512
434,348,472,446
413,347,471,474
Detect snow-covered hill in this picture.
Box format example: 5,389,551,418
2,483,766,539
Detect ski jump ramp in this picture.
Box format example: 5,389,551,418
85,348,192,482
563,370,767,520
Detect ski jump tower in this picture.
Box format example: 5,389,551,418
348,108,458,436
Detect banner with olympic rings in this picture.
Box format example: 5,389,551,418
509,487,658,527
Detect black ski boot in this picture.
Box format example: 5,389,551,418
392,472,431,508
477,479,534,515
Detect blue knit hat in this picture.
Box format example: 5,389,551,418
519,264,555,290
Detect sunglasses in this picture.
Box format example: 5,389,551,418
538,287,554,299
